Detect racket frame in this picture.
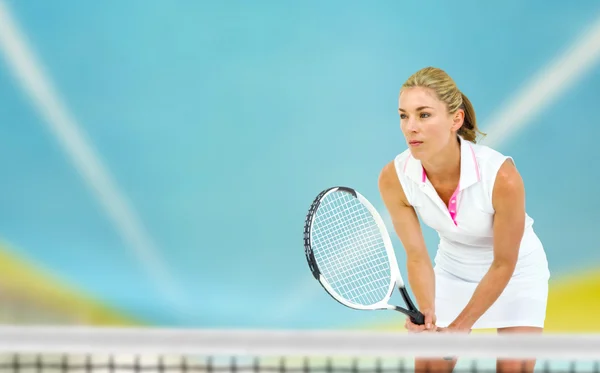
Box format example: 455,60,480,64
304,186,424,324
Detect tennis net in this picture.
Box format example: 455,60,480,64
0,326,598,373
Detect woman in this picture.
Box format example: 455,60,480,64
378,67,550,373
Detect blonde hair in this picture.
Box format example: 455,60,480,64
401,67,485,143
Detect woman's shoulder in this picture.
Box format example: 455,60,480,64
393,148,413,165
469,141,514,172
380,149,411,185
470,141,508,160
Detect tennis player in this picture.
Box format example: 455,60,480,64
378,67,550,373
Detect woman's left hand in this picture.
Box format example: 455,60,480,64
436,323,472,334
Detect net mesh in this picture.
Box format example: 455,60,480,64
0,327,599,373
310,190,392,306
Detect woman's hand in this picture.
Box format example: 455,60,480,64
405,309,437,333
436,322,472,334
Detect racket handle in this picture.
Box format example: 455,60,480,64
410,311,425,325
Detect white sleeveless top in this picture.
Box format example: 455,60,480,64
393,136,550,283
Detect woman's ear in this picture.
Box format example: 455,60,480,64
452,109,465,131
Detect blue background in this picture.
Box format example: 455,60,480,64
0,0,598,330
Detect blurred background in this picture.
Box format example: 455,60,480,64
0,0,598,332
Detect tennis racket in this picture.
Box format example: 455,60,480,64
303,186,425,325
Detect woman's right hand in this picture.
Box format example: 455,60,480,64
405,309,436,333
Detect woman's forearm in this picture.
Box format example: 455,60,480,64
449,261,515,329
406,257,436,312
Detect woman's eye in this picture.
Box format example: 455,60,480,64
420,112,430,118
400,114,407,119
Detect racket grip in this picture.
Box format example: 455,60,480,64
410,311,425,325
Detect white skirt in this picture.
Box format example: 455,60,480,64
434,266,549,329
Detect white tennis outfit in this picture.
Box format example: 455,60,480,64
394,136,550,329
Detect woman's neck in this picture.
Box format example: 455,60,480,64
421,137,461,185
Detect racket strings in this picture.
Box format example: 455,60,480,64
311,191,392,306
315,232,390,290
313,197,382,258
313,198,380,269
314,223,384,275
333,261,391,302
314,198,381,259
313,203,390,305
312,198,373,240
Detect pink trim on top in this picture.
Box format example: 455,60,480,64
403,155,411,173
419,143,480,226
421,162,457,225
448,185,459,226
446,144,478,225
469,144,481,182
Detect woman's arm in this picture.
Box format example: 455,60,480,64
446,159,525,331
378,161,436,329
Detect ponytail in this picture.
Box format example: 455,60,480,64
458,92,486,143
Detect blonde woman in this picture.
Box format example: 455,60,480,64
378,67,550,373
